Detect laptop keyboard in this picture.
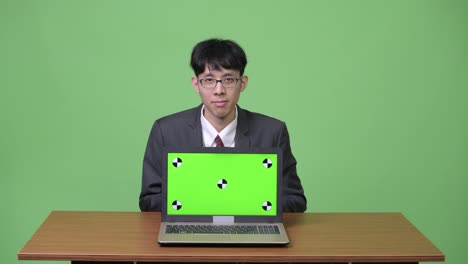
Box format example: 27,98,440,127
166,224,280,234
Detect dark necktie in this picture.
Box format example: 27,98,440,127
214,135,224,147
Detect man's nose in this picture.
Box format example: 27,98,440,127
214,81,225,94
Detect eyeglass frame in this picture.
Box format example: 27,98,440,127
197,76,242,89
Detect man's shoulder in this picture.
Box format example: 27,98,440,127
148,106,201,133
156,105,200,124
240,107,285,126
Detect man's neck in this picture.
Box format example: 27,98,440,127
202,107,237,133
208,115,235,133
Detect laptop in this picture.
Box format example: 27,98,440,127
157,147,289,245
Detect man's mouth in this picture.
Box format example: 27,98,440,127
212,100,227,107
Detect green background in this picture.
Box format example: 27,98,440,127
167,153,277,216
1,0,466,263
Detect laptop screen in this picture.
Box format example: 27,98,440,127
162,148,283,222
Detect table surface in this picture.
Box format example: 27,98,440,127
18,211,445,263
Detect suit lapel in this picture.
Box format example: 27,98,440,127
186,105,204,147
235,106,250,148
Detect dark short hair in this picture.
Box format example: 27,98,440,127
190,38,247,76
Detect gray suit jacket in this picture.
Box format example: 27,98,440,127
139,105,307,212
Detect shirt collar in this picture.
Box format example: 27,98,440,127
200,105,237,147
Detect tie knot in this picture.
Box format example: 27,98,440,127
214,135,224,147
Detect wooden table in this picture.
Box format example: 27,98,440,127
18,211,444,263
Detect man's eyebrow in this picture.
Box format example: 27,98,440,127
221,72,238,77
200,72,238,78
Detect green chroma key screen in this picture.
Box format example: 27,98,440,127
167,152,278,216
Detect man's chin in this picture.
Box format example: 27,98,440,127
204,105,235,122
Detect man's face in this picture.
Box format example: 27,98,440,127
192,66,248,128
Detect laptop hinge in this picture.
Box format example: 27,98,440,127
213,216,234,224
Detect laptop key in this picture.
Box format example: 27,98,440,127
166,225,280,234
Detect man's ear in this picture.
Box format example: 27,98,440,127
240,75,248,92
192,77,200,93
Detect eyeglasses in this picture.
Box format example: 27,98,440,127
198,77,241,89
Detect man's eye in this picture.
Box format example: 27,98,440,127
224,78,234,83
203,78,214,83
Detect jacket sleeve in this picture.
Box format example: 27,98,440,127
278,123,307,212
139,120,163,211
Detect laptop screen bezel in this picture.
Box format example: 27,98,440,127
161,147,283,223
